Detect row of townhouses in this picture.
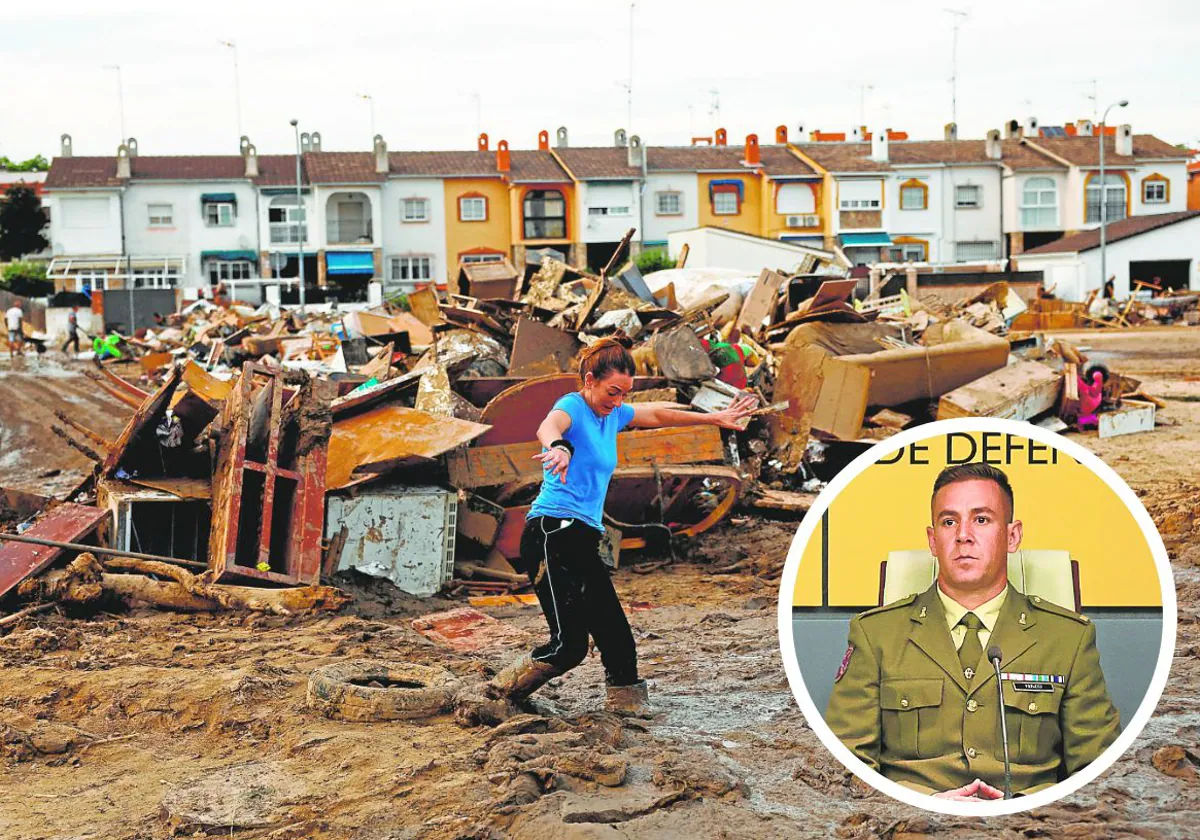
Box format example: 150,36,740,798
40,118,1189,301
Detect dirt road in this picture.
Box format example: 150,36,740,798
1,333,1198,839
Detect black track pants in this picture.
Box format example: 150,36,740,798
516,516,639,687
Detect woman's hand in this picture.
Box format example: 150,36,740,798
709,395,758,430
534,447,571,483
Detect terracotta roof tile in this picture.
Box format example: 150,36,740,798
554,147,642,180
388,151,500,178
303,152,383,184
46,154,309,188
793,142,892,173
507,150,571,183
1024,135,1186,167
1001,141,1066,170
253,155,307,187
647,145,752,172
45,157,122,188
1021,210,1200,255
757,145,817,177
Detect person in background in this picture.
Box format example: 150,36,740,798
6,301,24,358
487,334,756,716
61,306,82,355
701,327,751,390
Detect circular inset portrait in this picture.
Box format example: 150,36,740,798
777,418,1175,815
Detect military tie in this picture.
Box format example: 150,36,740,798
957,612,984,681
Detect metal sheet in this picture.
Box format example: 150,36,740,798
0,503,109,599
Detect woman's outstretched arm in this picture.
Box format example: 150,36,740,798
627,395,757,431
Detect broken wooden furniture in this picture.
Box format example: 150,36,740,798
208,364,332,586
0,504,109,599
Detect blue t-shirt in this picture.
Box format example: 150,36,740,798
527,392,635,532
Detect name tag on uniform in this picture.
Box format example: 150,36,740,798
1001,672,1064,692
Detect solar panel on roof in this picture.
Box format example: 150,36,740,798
1040,127,1068,138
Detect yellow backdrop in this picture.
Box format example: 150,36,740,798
792,431,1161,608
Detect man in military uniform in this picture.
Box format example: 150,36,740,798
825,462,1120,800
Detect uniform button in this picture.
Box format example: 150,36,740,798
966,699,978,712
1028,702,1038,712
900,698,909,708
967,747,977,759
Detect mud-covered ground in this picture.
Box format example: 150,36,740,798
1,332,1198,839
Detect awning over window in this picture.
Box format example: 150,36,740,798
840,232,893,247
201,250,257,262
708,178,744,200
326,251,375,275
200,192,237,204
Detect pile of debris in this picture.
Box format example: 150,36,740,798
1,229,1166,622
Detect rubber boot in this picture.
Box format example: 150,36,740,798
604,680,652,718
486,653,561,701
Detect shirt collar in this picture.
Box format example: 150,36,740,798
938,583,1009,633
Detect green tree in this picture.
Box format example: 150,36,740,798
1,260,52,297
0,185,49,260
634,248,675,274
0,155,49,172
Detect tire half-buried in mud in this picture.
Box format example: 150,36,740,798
307,660,460,721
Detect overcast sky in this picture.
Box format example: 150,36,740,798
2,0,1198,161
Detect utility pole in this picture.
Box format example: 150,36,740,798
1099,99,1129,301
944,9,968,126
290,119,306,314
102,64,126,143
857,82,874,129
220,40,243,139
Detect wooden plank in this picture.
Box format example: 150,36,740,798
446,425,725,489
736,269,787,335
128,477,212,500
0,504,108,599
507,316,582,377
457,375,670,409
102,364,184,476
936,360,1064,421
407,287,442,328
328,404,490,491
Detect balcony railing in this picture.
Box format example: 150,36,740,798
269,223,307,245
326,219,374,244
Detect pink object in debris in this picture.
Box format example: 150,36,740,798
1077,371,1105,429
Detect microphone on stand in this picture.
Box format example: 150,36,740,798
988,645,1013,800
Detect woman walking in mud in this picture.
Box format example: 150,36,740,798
486,334,756,716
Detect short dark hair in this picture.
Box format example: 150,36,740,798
932,463,1014,521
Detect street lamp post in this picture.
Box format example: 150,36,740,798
1099,99,1128,301
290,119,306,313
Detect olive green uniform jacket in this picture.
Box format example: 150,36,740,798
825,583,1121,796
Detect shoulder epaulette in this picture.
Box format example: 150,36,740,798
857,593,918,619
1027,594,1090,624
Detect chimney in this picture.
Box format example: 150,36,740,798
796,123,805,140
310,131,322,152
870,131,889,163
116,143,131,179
496,139,510,172
775,125,788,144
627,135,644,169
243,137,259,177
1005,119,1020,140
985,129,1001,160
373,134,388,174
556,126,569,148
1023,116,1038,137
60,133,73,158
126,137,138,157
538,130,549,151
852,125,866,141
614,128,628,147
714,127,727,146
1116,124,1133,157
744,133,760,166
1076,119,1094,137
944,122,958,141
477,132,489,151
300,132,312,153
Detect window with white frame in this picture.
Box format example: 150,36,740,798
655,191,682,215
1020,177,1057,228
204,203,235,226
460,253,504,264
713,191,739,215
838,180,882,210
402,197,430,222
838,198,882,210
459,196,487,221
954,241,998,261
130,269,179,289
74,270,110,291
206,260,254,285
268,196,307,243
1143,179,1167,204
899,180,928,210
886,242,927,261
776,183,816,214
955,184,981,209
389,255,433,283
1085,174,1127,223
147,203,173,226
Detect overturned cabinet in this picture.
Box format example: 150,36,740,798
325,484,457,598
209,364,334,585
